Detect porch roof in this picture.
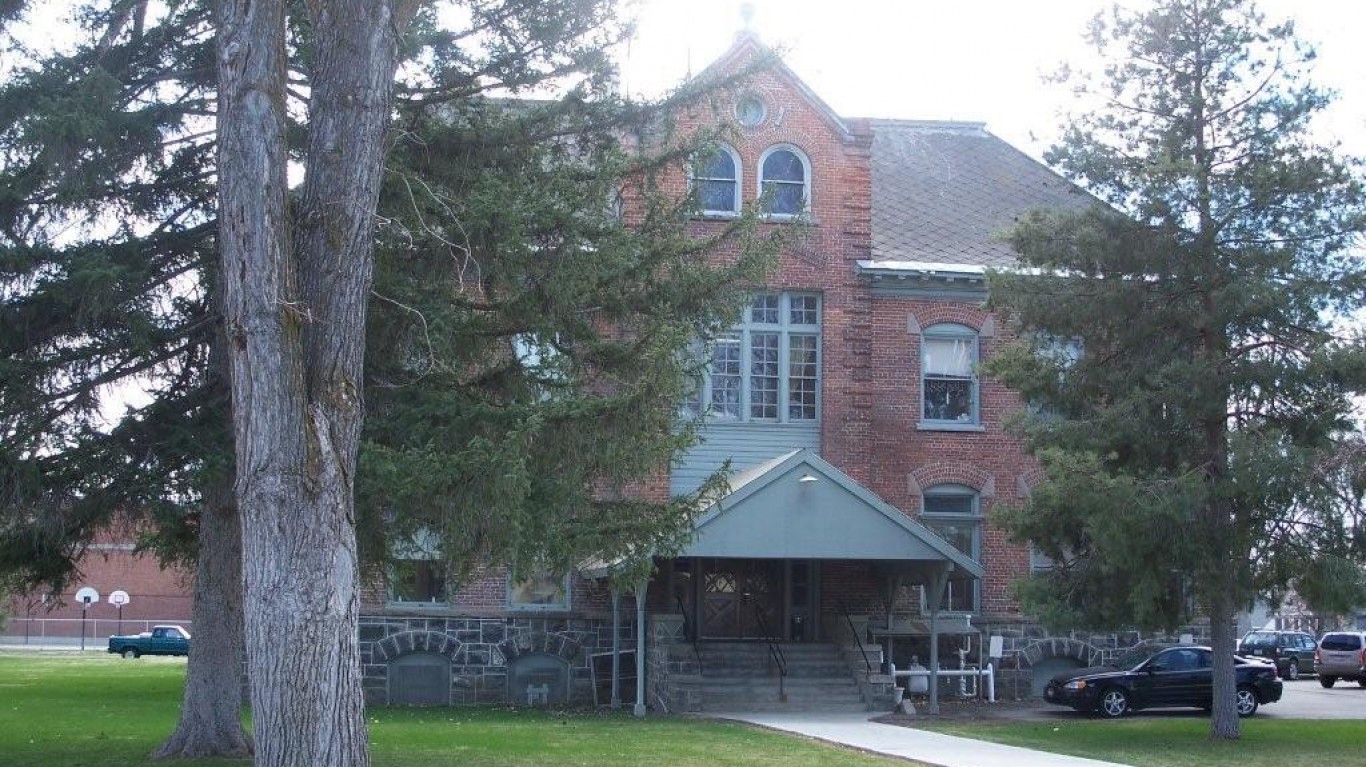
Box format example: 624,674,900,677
678,450,983,580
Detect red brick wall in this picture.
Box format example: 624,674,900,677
6,545,194,635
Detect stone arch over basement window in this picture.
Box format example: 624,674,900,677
757,143,811,218
691,143,741,216
374,631,464,707
1016,638,1105,697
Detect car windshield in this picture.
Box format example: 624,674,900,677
1240,632,1277,648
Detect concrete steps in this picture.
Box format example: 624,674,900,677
694,641,869,712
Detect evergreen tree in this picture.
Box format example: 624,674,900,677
0,2,249,757
362,99,777,587
985,0,1366,739
3,0,776,762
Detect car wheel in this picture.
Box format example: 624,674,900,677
1357,679,1366,689
1320,676,1337,688
1285,661,1300,681
1235,686,1259,718
1099,688,1130,718
121,648,140,659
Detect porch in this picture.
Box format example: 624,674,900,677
608,450,986,713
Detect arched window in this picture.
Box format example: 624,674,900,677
691,144,740,215
758,145,810,217
921,323,979,426
921,484,981,612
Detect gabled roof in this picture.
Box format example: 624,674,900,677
682,450,983,579
868,120,1094,267
692,32,856,143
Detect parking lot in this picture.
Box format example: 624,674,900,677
1260,678,1366,719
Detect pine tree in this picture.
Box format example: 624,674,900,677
362,97,778,587
5,1,778,762
0,1,250,757
985,0,1366,739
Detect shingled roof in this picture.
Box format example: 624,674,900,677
868,120,1093,267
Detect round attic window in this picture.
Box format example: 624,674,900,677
735,95,766,127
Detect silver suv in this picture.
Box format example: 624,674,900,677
1314,631,1366,688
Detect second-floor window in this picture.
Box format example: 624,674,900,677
689,292,821,423
921,323,979,425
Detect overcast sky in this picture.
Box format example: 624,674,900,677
619,0,1366,161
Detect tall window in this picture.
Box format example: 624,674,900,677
921,324,979,425
688,293,821,422
758,145,810,217
921,485,981,612
691,145,740,215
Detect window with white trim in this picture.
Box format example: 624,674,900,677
921,484,981,612
687,293,821,422
508,571,571,611
758,145,810,218
921,324,979,425
690,145,740,216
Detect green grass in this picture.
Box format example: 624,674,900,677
920,717,1366,767
0,653,907,767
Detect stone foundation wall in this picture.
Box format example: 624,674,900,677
970,618,1213,700
645,614,702,713
360,613,631,706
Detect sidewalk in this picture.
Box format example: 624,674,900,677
708,711,1129,767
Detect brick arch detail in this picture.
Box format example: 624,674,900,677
1016,467,1047,498
1016,638,1105,669
907,463,995,511
374,630,463,663
911,305,991,334
498,632,583,665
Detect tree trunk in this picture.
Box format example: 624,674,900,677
152,471,252,759
1207,583,1239,739
216,0,414,765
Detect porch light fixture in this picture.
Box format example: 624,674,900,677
798,473,819,484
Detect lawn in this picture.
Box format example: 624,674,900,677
0,652,908,767
920,716,1366,767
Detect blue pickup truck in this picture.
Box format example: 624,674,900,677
107,625,191,658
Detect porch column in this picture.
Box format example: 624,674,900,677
610,588,621,710
927,565,951,715
634,578,647,717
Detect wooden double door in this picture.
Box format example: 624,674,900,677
694,558,817,640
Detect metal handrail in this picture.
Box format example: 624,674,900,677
839,602,873,672
674,596,704,675
751,604,788,702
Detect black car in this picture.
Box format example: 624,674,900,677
1042,646,1282,718
1238,629,1316,680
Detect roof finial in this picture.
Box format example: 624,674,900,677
740,2,755,31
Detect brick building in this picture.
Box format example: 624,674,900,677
357,33,1211,710
4,532,194,644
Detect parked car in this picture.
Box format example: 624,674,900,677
1237,629,1317,680
106,624,191,658
1042,646,1282,718
1314,631,1366,688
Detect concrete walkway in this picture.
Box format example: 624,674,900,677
708,711,1129,767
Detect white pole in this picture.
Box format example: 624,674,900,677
634,579,647,717
611,589,621,709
